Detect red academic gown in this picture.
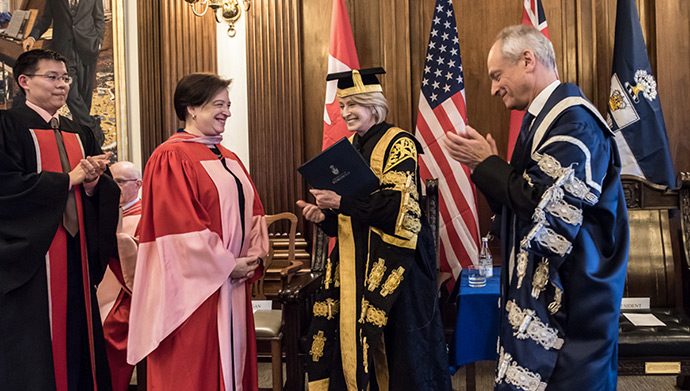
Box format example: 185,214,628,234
127,132,269,391
0,105,119,391
97,199,141,391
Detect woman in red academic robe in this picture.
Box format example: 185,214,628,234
127,74,269,391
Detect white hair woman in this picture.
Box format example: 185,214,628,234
297,68,452,391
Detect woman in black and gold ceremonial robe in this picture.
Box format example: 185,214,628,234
297,68,451,391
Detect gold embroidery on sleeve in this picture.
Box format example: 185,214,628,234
380,267,405,297
362,333,369,374
384,137,417,173
334,263,340,288
367,259,387,292
358,298,389,327
313,298,339,320
310,331,326,362
324,258,333,289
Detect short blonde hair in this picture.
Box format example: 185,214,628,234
345,91,389,124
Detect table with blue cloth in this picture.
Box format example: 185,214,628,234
449,267,501,374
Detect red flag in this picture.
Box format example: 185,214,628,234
322,0,359,149
414,0,480,280
507,0,553,159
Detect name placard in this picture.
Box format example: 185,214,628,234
620,297,650,311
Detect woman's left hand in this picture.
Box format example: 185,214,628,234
310,189,341,209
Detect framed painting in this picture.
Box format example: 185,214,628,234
0,0,128,160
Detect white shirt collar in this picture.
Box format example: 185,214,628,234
122,198,140,211
527,80,561,118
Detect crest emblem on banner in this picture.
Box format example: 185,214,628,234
626,69,658,103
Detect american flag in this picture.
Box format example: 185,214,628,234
507,0,553,159
414,0,479,279
322,0,359,149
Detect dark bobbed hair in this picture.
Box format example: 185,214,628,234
13,49,68,92
173,73,232,121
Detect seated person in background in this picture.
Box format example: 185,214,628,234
443,25,629,390
297,68,451,391
0,49,118,391
127,73,269,390
96,161,142,391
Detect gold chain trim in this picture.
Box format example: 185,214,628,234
310,331,326,362
380,267,405,297
313,298,339,320
381,170,411,192
358,298,388,327
324,258,333,289
367,258,387,292
334,263,340,288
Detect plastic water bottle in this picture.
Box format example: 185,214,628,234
479,236,493,278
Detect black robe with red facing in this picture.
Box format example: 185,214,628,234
0,104,119,391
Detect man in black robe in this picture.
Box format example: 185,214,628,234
0,49,118,391
22,0,105,144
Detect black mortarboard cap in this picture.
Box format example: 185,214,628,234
326,67,386,97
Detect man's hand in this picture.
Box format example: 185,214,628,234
442,125,498,169
80,152,113,182
22,37,35,52
69,152,112,187
296,200,326,223
231,256,261,283
310,189,341,209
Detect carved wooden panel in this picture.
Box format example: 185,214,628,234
137,0,217,162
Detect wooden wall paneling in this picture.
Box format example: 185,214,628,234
655,0,690,173
592,0,615,113
246,0,306,231
137,0,216,162
300,0,331,164
378,1,412,132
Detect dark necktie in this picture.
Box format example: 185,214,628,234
510,112,535,165
51,118,79,236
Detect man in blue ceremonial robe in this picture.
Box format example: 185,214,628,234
444,25,629,390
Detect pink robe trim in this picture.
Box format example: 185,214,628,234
202,159,269,391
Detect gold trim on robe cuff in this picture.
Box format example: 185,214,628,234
308,378,330,391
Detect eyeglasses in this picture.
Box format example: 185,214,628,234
24,73,73,85
114,178,139,185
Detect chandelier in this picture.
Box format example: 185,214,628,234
185,0,250,37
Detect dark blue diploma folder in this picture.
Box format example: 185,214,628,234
298,138,379,198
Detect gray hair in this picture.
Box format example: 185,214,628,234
495,25,557,72
346,91,389,124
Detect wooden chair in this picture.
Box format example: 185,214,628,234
253,212,303,391
617,173,690,389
